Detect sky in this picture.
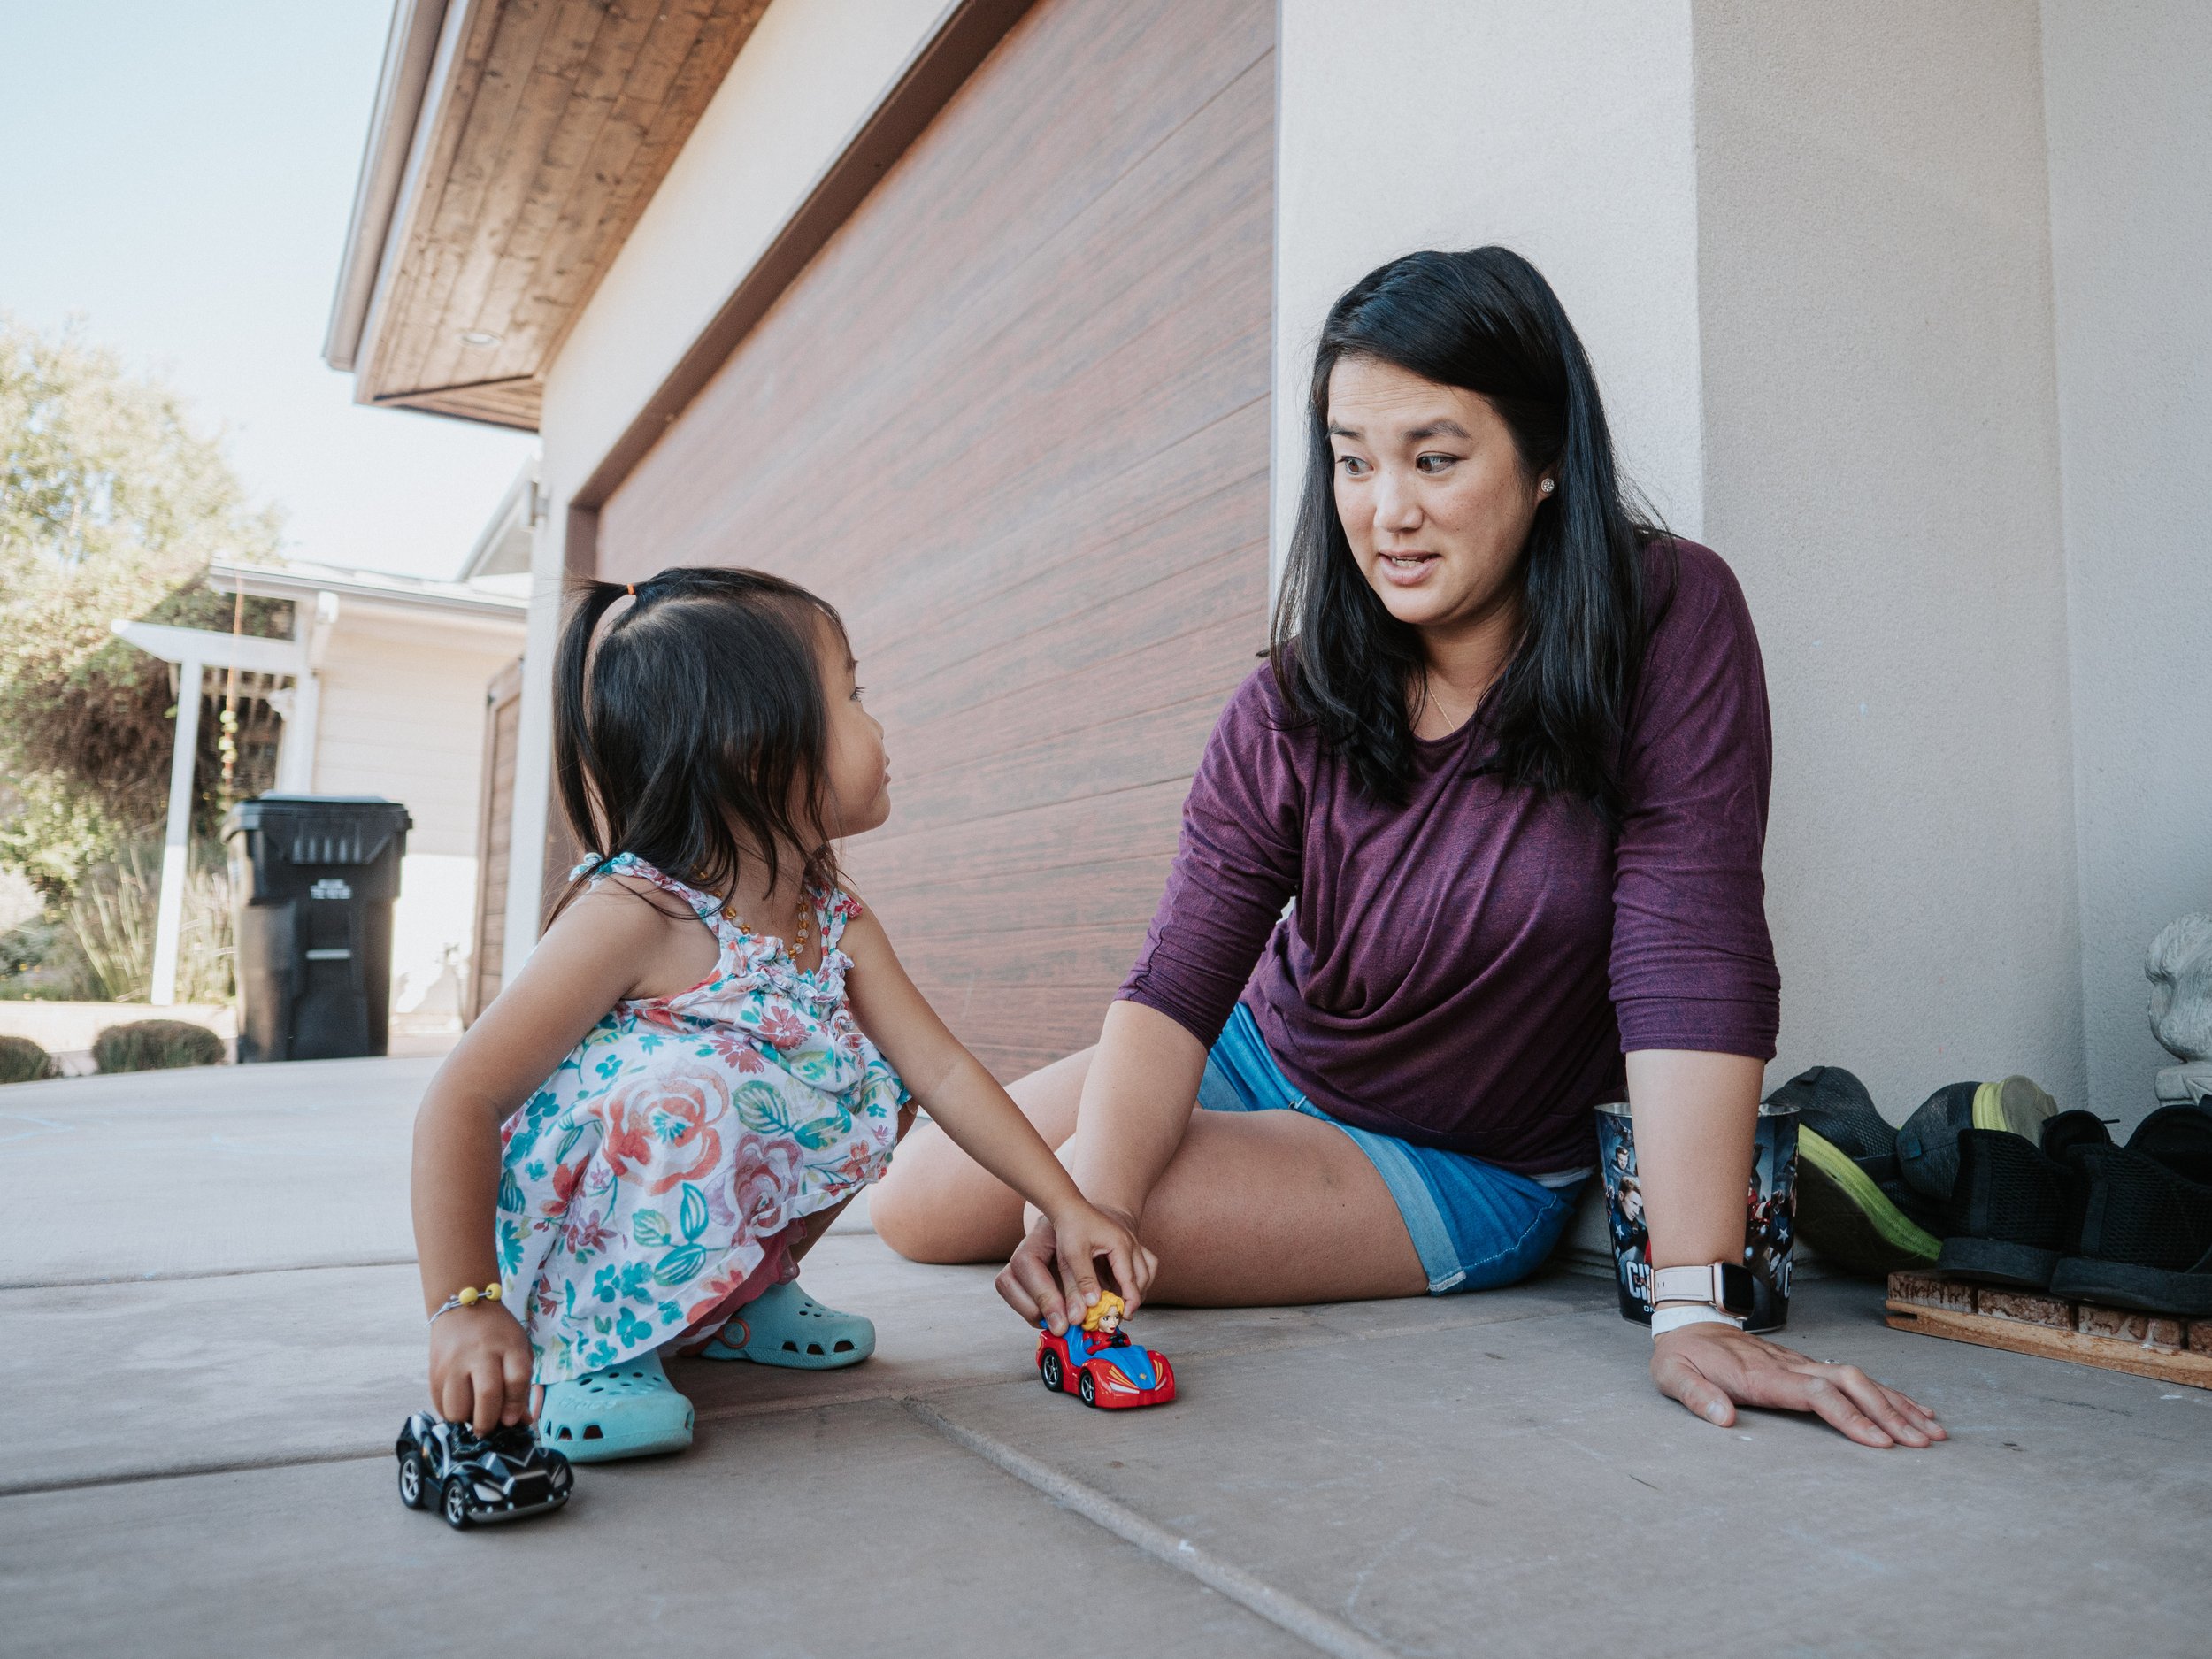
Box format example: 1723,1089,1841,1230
0,1,535,581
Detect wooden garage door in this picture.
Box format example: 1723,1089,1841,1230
466,657,524,1025
598,0,1274,1079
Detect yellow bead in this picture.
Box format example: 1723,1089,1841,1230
457,1286,478,1305
484,1285,502,1302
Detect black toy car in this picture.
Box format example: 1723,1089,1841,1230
396,1413,572,1529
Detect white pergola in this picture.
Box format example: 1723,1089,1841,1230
108,610,329,1006
113,560,524,1006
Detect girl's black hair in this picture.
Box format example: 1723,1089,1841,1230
1271,245,1664,819
551,566,848,920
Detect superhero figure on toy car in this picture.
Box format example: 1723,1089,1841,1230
396,1412,572,1529
1034,1292,1176,1409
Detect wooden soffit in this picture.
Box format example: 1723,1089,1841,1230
349,0,770,432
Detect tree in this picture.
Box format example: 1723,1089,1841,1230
0,312,288,897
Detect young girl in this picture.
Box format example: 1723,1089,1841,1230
412,567,1154,1460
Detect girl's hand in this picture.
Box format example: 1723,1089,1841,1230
1651,1324,1945,1448
428,1303,536,1436
996,1202,1156,1333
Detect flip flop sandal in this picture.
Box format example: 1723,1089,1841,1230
537,1348,694,1463
696,1279,874,1370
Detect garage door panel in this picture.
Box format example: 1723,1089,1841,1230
874,686,1243,849
826,398,1271,685
708,0,1272,416
872,856,1179,943
866,470,1266,721
609,42,1271,574
887,604,1264,787
603,0,1272,1073
849,779,1189,887
623,162,1271,587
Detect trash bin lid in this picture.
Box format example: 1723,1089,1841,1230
222,795,413,865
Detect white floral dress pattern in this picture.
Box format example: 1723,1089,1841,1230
496,856,906,1383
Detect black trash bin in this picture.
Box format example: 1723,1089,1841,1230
224,795,412,1063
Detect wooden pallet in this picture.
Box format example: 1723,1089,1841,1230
1886,1271,2212,1390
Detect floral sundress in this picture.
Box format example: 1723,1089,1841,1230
496,855,907,1383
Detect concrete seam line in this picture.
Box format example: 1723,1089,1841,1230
902,1398,1398,1659
0,1445,386,1501
0,1255,419,1292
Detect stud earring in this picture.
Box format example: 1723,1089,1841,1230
1539,478,1555,495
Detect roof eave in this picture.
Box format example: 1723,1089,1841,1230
323,0,452,374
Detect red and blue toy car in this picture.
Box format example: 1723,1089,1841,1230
1034,1293,1175,1409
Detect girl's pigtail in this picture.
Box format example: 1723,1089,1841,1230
550,580,628,918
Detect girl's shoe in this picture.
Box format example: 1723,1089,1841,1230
537,1349,694,1462
696,1279,875,1370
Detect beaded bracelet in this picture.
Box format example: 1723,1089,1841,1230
428,1282,503,1326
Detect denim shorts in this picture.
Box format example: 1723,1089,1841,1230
1197,1003,1586,1294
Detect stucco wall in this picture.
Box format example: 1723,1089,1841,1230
1271,0,1705,572
1277,3,2090,1117
509,0,956,980
1693,1,2084,1116
2040,0,2212,1125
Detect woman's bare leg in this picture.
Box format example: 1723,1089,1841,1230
872,1049,1090,1262
872,1050,1425,1304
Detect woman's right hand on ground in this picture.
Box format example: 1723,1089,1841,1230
995,1202,1156,1332
427,1303,535,1435
1651,1323,1945,1448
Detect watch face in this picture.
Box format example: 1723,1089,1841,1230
1717,1262,1756,1317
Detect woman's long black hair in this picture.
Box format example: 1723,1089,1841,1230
550,565,847,921
1271,246,1663,820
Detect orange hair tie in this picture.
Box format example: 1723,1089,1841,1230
625,583,635,596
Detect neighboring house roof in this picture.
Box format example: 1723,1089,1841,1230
209,558,528,633
322,0,772,433
457,459,539,580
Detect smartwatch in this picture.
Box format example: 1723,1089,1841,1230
1648,1262,1755,1318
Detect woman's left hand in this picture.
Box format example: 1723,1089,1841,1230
1651,1324,1946,1448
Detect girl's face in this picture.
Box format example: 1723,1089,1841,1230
819,623,890,839
1325,355,1550,636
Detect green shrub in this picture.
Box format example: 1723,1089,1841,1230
0,1033,55,1083
92,1018,224,1073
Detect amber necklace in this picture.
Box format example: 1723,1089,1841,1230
722,889,810,956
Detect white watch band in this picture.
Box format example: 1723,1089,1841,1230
1650,1304,1743,1339
1648,1263,1730,1310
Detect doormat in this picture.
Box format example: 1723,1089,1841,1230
1886,1271,2212,1391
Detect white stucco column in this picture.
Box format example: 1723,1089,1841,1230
1275,2,2090,1119
1271,1,1708,581
150,656,206,1007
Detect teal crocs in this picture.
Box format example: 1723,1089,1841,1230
537,1348,695,1463
696,1279,875,1370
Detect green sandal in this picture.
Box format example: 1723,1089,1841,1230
696,1280,874,1370
537,1349,694,1463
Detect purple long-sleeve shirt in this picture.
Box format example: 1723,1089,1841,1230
1119,539,1780,1178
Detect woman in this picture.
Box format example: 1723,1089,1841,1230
873,247,1942,1448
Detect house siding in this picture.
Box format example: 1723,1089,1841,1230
595,0,1276,1079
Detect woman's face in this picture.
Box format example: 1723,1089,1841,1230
1325,356,1549,636
818,622,891,839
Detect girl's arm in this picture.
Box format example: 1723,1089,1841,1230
841,906,1157,1323
996,1001,1206,1334
412,884,706,1433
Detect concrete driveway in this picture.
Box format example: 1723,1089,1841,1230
4,1059,2208,1656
